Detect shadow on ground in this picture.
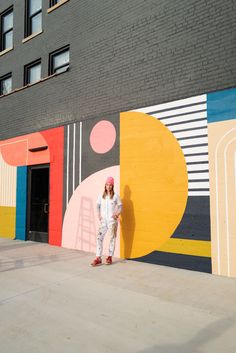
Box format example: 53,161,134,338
137,317,234,353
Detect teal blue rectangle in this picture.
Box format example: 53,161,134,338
207,88,236,123
15,166,27,240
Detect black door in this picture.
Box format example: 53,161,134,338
27,165,49,243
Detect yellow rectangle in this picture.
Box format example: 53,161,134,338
0,206,16,239
158,238,211,258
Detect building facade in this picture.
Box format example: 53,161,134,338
0,0,236,276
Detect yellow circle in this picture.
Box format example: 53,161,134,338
120,112,188,258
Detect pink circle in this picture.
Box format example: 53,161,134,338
90,120,116,153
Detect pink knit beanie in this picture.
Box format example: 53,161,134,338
106,176,114,185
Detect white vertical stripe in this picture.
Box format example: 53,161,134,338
215,138,221,275
224,137,236,276
214,127,236,275
224,140,230,276
79,122,82,184
235,151,236,191
0,153,17,206
73,123,76,192
66,125,70,206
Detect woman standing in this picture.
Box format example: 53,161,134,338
91,177,122,266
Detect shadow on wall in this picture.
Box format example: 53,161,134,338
136,317,234,353
75,196,96,253
121,185,135,258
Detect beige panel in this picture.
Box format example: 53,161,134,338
0,153,17,207
208,120,236,277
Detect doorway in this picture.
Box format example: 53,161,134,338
27,164,49,243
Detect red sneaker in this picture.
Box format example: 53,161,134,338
90,257,102,267
105,256,112,265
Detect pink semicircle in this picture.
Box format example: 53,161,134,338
62,166,120,258
90,120,116,153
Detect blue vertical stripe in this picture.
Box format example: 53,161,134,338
15,166,27,240
207,88,236,123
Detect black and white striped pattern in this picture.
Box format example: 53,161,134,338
134,95,209,196
64,122,83,207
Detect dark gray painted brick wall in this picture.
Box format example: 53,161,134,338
0,0,235,139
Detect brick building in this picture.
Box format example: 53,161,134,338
0,0,236,276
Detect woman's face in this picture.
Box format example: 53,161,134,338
105,183,113,192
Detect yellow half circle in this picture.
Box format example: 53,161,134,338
120,112,188,258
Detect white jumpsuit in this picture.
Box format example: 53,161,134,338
96,193,122,257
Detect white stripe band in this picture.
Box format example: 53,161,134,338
159,111,207,125
168,120,207,132
188,172,209,180
150,103,207,119
179,136,208,147
133,94,206,114
183,145,208,155
187,163,209,172
188,181,209,189
185,155,209,163
188,190,210,196
175,127,208,139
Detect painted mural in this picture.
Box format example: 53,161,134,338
1,87,236,277
207,89,236,277
0,128,64,245
130,95,211,272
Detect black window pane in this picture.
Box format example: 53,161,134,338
31,13,42,33
4,31,13,49
50,0,59,6
3,11,13,32
29,0,42,16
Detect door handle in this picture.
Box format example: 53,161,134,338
44,203,49,214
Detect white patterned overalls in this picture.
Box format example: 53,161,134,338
96,193,122,257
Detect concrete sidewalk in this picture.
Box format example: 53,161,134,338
0,238,236,353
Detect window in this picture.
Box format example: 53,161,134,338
48,0,69,13
0,73,12,95
50,0,60,6
25,0,42,37
49,45,70,75
0,7,13,51
24,59,41,85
